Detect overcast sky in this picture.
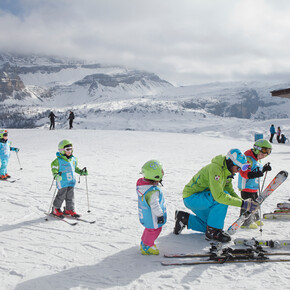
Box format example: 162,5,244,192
1,0,290,86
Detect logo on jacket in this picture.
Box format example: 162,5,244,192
215,175,220,181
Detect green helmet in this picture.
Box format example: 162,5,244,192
58,139,73,154
141,160,164,181
253,139,272,155
0,129,8,139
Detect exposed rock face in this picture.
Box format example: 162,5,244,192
0,70,25,101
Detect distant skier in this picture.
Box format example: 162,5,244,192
68,111,75,129
238,139,272,229
137,160,167,255
277,126,281,143
0,130,19,180
50,139,88,218
174,149,259,242
269,124,275,143
281,134,287,144
48,111,56,130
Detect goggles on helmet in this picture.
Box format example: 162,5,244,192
260,147,271,155
64,147,73,152
239,163,251,171
3,133,8,137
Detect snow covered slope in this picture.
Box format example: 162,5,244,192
1,127,290,290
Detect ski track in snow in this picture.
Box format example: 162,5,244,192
0,128,290,289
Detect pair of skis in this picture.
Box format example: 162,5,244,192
44,213,96,225
263,202,290,219
227,170,288,235
162,243,290,266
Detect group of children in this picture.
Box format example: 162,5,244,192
137,139,272,255
0,129,273,256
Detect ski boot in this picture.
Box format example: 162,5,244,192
205,225,231,242
140,241,159,255
173,210,189,235
0,175,7,180
5,174,11,178
63,209,80,218
52,207,64,219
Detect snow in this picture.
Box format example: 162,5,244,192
1,125,290,290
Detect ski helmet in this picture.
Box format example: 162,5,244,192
226,149,248,170
58,139,73,154
141,160,164,181
0,129,8,138
253,139,272,155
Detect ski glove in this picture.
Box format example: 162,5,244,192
157,216,164,224
263,163,272,173
15,148,19,152
247,170,263,179
241,198,259,212
81,169,88,176
55,175,62,182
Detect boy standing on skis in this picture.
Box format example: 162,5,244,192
136,160,167,255
174,149,259,243
0,130,19,180
51,139,88,218
238,139,272,229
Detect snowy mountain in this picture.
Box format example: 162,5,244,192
1,52,290,130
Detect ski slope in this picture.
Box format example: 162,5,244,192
1,127,290,290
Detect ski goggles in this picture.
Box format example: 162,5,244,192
239,163,251,171
3,133,8,137
260,147,271,155
64,147,73,152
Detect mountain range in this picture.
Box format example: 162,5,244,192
0,52,290,131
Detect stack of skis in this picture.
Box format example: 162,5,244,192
263,200,290,219
162,239,290,266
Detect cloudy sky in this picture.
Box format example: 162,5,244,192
1,0,290,85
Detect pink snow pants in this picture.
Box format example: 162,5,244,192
141,227,162,247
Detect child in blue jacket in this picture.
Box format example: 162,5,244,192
0,130,19,180
136,160,167,255
51,139,88,218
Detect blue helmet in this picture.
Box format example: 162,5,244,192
226,149,248,170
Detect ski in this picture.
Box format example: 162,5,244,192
64,215,96,224
0,178,20,183
263,212,290,219
161,258,290,266
234,238,290,248
277,202,290,209
164,251,290,258
227,170,288,235
44,213,78,226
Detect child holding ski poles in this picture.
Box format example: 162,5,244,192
0,130,19,180
136,160,167,255
50,139,88,218
238,139,272,229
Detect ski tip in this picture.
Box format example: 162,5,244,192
280,170,288,178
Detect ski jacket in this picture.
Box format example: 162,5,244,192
51,152,82,189
182,155,242,207
238,149,263,193
0,139,17,159
270,125,276,134
68,112,75,120
136,178,167,229
48,112,56,120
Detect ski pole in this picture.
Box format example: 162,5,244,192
85,173,91,213
47,186,58,214
47,172,62,213
258,168,269,235
15,151,23,170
